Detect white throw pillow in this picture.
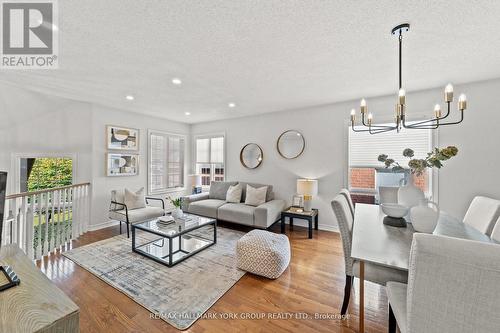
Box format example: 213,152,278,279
226,184,243,203
124,187,146,210
244,185,268,206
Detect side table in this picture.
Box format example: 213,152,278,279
280,207,319,239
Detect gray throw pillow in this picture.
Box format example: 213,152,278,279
244,185,268,206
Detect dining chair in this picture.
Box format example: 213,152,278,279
491,217,500,243
386,233,500,333
339,188,355,218
463,195,500,236
331,193,407,316
378,186,399,204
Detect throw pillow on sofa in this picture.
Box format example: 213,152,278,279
124,187,146,210
226,184,243,203
244,185,268,206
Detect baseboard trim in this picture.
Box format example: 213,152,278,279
88,220,119,231
283,220,339,233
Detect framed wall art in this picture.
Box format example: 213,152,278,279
107,125,139,151
106,153,139,176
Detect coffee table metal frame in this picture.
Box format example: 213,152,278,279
131,216,217,267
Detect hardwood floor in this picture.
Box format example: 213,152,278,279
37,223,389,333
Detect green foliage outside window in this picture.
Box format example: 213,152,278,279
28,158,73,192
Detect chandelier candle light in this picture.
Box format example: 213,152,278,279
350,23,468,134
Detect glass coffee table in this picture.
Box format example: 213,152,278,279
131,213,217,267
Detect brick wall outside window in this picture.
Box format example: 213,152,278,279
350,167,428,192
350,168,375,189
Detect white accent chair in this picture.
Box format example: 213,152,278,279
463,196,500,236
378,186,399,204
108,189,165,238
331,192,408,316
491,217,500,243
386,233,500,333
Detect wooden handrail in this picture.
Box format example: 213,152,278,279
6,182,91,200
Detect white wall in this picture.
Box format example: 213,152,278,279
0,83,93,194
0,83,191,228
2,78,500,231
89,104,190,226
192,79,500,229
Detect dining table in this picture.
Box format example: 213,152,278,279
350,203,492,333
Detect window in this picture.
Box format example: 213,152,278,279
19,157,73,192
348,122,433,202
194,135,225,186
149,130,185,194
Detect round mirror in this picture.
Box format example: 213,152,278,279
240,143,263,169
277,130,305,159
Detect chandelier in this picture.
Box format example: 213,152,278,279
350,23,468,134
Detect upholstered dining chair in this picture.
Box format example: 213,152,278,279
463,196,500,236
378,186,399,204
491,217,500,243
331,193,408,316
386,234,500,333
339,188,355,218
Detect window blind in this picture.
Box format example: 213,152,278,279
149,131,185,194
195,136,224,163
349,123,432,168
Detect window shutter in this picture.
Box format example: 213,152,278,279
349,123,432,168
210,137,224,163
150,133,167,193
196,138,210,164
149,131,185,194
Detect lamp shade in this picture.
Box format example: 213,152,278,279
188,174,202,187
296,179,318,196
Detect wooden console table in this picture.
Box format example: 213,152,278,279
0,245,79,333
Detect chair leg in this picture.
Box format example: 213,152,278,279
127,223,130,238
119,221,122,234
388,304,397,333
340,274,353,315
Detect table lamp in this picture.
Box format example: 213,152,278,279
297,179,318,212
188,174,202,194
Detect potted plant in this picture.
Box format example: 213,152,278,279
378,146,458,208
168,196,183,219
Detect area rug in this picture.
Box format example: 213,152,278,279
63,227,246,330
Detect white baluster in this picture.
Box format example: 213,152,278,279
26,196,34,260
43,192,49,256
55,190,62,249
67,188,73,242
49,190,56,253
20,197,27,254
36,193,42,259
84,185,90,233
11,200,17,246
71,187,78,239
62,188,67,245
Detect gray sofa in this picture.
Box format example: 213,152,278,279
181,181,286,229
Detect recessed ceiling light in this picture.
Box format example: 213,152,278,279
125,95,134,100
185,112,191,116
172,78,182,85
228,102,236,108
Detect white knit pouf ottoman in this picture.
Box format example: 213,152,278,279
236,230,291,279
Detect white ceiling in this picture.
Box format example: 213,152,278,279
1,0,500,124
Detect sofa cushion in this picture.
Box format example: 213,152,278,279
226,184,242,203
188,199,226,219
209,181,238,200
218,203,255,226
124,187,146,210
244,185,268,206
240,182,274,202
109,206,164,223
